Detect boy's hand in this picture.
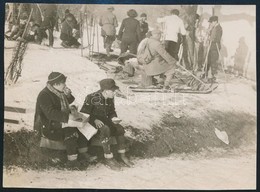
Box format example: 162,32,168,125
94,119,104,129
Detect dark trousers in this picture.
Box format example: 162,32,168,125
165,40,180,61
206,49,219,77
63,127,89,155
120,39,138,55
92,120,125,154
103,35,115,49
36,16,56,46
60,33,81,47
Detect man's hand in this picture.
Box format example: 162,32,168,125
94,119,104,129
63,87,72,95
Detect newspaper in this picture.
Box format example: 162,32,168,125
62,113,97,140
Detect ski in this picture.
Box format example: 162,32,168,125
131,88,173,93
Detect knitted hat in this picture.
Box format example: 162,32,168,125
99,78,119,91
140,13,147,18
127,9,138,18
47,72,67,84
208,16,218,23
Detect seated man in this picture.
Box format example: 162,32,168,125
137,29,178,89
80,78,133,170
5,12,28,41
60,15,81,48
34,72,96,169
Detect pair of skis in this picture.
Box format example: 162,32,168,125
129,83,218,94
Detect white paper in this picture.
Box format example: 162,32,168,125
62,113,97,140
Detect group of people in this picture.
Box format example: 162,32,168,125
5,4,81,48
34,72,132,170
100,7,223,87
99,7,149,58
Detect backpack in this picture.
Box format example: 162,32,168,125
137,39,153,65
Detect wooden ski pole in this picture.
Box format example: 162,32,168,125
202,40,212,78
80,12,83,57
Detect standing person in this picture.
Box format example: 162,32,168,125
157,9,186,61
80,79,134,170
138,30,178,90
205,16,223,82
118,9,141,55
34,72,97,169
194,14,207,71
60,15,81,48
139,13,149,41
233,37,248,77
36,4,58,47
99,6,118,57
61,9,77,24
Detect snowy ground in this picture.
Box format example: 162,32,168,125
3,29,256,189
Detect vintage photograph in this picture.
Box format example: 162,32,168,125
3,3,256,189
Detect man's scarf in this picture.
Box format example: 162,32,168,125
47,83,70,112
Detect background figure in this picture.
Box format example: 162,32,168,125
205,16,223,82
157,9,186,61
194,14,207,71
60,15,81,48
233,37,248,77
118,9,141,55
36,4,58,47
5,3,19,33
5,12,28,41
139,13,149,41
99,7,118,57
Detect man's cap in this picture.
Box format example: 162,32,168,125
140,13,147,18
65,9,70,14
208,16,218,22
107,6,114,10
151,29,162,35
47,72,67,84
99,78,119,91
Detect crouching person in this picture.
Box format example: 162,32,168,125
80,78,133,170
138,29,178,90
34,72,96,169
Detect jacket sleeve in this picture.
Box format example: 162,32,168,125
38,92,69,123
80,95,100,122
108,99,117,119
155,43,177,66
143,23,149,35
136,22,142,43
66,93,75,104
210,25,222,43
118,19,125,40
80,95,93,114
114,15,118,27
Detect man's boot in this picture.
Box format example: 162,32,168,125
79,152,98,163
66,154,84,170
118,150,134,167
103,153,122,171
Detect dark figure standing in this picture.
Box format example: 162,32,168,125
118,9,142,55
139,13,149,41
36,4,58,47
